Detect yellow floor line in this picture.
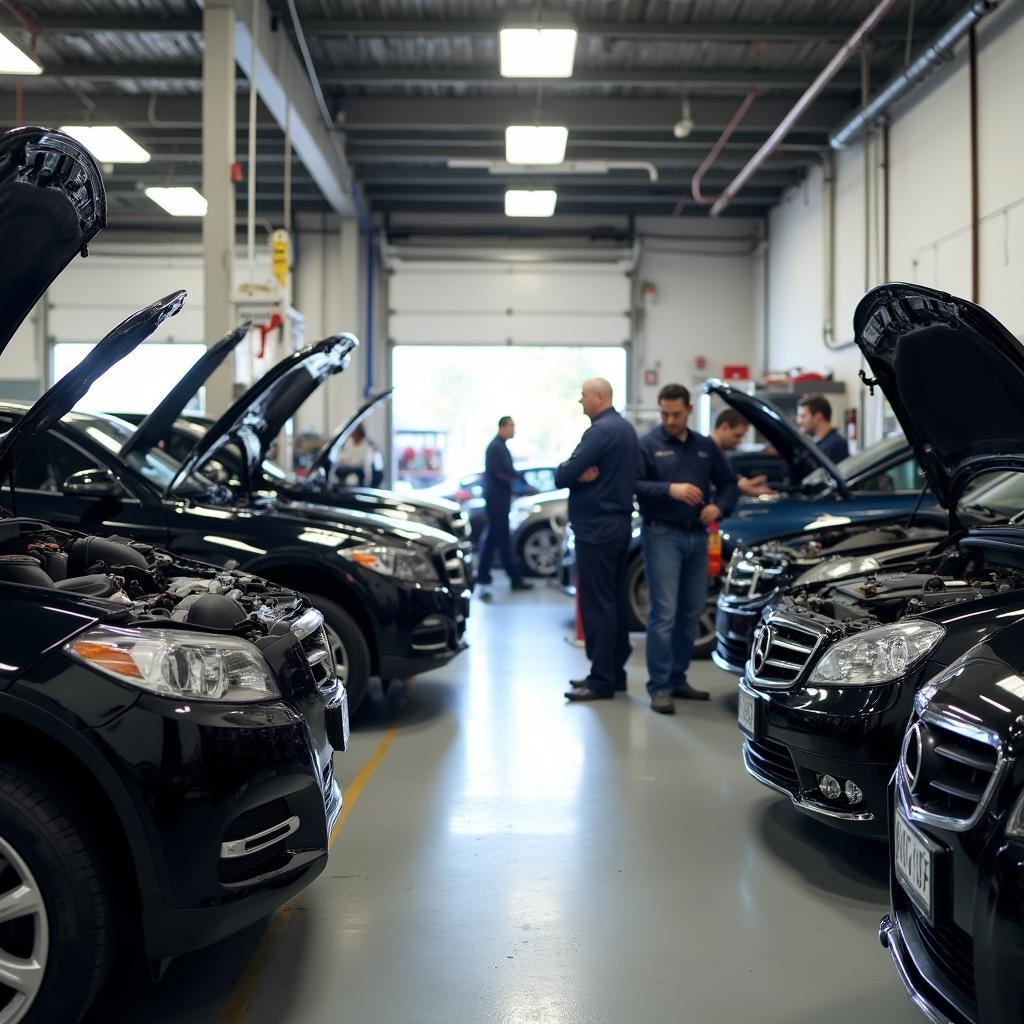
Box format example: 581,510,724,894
215,720,402,1024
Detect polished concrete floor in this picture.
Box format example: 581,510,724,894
85,578,921,1024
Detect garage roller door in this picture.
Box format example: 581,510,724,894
388,259,632,346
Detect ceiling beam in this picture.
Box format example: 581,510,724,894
9,13,932,43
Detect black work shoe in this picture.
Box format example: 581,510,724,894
478,590,493,603
564,686,614,702
650,693,676,715
510,581,533,591
672,683,710,701
571,677,627,691
613,679,627,692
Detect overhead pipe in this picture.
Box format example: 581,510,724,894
830,0,999,149
682,88,759,211
710,0,898,217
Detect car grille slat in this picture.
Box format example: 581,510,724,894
442,546,466,588
749,615,823,688
908,905,977,1003
933,744,994,772
772,637,814,654
725,558,784,599
744,736,800,791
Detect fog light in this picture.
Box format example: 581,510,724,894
818,774,841,800
845,780,864,806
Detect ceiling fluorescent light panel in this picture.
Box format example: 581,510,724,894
60,126,151,164
504,189,558,218
499,16,577,78
505,126,568,165
145,186,208,217
0,32,42,75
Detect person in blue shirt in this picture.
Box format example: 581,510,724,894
797,394,849,463
477,415,533,592
556,378,641,702
636,383,739,714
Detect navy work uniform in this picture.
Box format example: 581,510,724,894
636,426,738,698
555,407,641,695
815,427,849,463
477,433,526,586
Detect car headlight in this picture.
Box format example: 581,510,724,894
808,620,945,686
795,555,881,587
65,627,280,702
509,506,531,531
348,544,440,583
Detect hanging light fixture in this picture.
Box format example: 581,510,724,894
499,13,578,78
673,96,695,139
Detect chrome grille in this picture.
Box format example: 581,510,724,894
301,625,335,689
452,510,471,540
443,546,467,588
748,614,822,688
725,556,785,600
901,714,1002,830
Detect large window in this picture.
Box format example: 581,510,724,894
51,342,208,415
391,345,628,488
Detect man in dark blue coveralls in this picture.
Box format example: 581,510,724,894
637,384,738,714
556,378,641,702
797,394,849,463
477,416,533,592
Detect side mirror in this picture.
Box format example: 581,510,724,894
62,468,125,500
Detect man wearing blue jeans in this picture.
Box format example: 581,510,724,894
636,384,738,714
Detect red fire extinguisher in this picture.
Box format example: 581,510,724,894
707,520,722,577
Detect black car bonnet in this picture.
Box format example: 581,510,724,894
169,333,359,495
309,386,394,479
0,291,187,491
854,283,1024,512
120,323,250,461
704,380,847,496
0,127,106,352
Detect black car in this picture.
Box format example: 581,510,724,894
1,334,469,713
0,127,347,1024
881,618,1024,1024
738,283,1024,838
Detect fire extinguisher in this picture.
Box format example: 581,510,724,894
707,520,722,577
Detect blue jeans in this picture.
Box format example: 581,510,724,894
642,524,708,697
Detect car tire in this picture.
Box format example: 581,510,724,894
305,594,372,714
0,766,114,1024
625,556,716,660
518,523,561,578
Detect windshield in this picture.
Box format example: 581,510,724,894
801,434,908,491
73,413,218,495
960,473,1024,518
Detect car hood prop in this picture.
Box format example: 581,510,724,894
306,386,395,482
0,126,106,353
854,283,1024,516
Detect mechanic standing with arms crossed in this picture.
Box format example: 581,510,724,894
557,378,641,702
637,384,739,715
477,415,533,594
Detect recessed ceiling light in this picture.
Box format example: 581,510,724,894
0,32,42,75
145,186,208,217
505,126,568,165
499,16,577,78
504,189,558,218
60,126,151,164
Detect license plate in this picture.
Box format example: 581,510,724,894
326,687,350,752
895,809,935,921
738,687,757,737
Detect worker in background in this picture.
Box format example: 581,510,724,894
477,416,533,593
557,378,640,703
797,394,849,463
711,409,775,497
335,424,374,486
636,384,739,715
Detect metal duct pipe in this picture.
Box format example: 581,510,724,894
710,0,898,217
830,0,999,149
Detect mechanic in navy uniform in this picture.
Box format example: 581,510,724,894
477,415,533,592
797,394,849,463
636,384,739,715
556,378,641,702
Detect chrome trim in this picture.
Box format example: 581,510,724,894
220,815,300,859
741,742,876,822
290,607,325,642
879,916,955,1024
410,639,449,653
748,611,826,689
898,709,1010,833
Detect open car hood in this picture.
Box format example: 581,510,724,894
854,283,1024,512
308,387,394,479
120,323,249,461
704,380,847,496
169,333,358,495
0,126,106,352
0,291,186,490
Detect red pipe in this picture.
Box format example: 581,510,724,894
969,24,979,303
710,0,898,217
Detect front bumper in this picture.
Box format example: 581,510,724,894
738,676,916,838
375,582,469,680
713,594,774,674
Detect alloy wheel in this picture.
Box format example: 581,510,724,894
522,527,560,576
0,834,49,1024
323,622,350,688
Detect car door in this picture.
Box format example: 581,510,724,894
5,423,171,547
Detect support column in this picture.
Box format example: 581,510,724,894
323,218,362,432
202,0,237,417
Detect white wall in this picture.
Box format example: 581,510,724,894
765,0,1024,443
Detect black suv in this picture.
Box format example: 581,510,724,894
881,617,1024,1024
738,284,1024,838
0,128,346,1024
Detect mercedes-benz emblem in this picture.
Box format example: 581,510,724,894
901,721,924,791
752,625,773,677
